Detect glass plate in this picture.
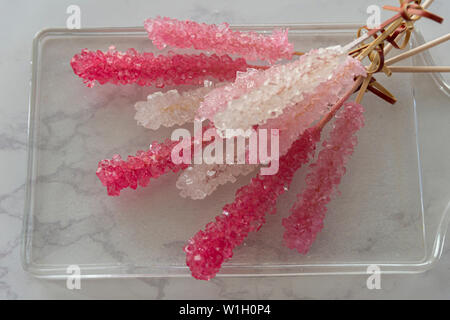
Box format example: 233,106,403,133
22,24,450,278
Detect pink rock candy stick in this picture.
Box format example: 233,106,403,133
184,127,321,280
96,139,190,196
282,102,365,254
71,47,250,88
97,123,214,196
144,16,293,63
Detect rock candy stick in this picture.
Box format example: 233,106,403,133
97,123,214,196
71,47,250,88
282,102,365,253
134,83,223,130
96,139,189,196
144,16,293,63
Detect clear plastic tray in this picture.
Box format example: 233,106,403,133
22,24,450,278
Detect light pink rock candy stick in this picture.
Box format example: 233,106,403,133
144,16,293,63
282,102,365,253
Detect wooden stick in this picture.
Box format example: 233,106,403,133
389,66,450,72
422,0,434,10
248,64,270,70
384,0,434,55
385,33,450,65
347,0,434,55
316,76,364,130
355,75,372,104
357,18,404,60
384,32,406,55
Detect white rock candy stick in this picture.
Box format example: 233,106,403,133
261,55,366,159
176,163,257,200
176,133,259,200
198,46,361,138
135,82,223,130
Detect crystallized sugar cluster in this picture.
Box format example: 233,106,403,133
176,163,258,200
135,83,222,130
184,128,321,280
176,133,258,200
96,139,189,196
199,46,362,137
144,16,293,63
261,56,366,158
71,47,249,88
282,102,365,254
196,68,265,121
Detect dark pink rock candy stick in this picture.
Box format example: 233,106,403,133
96,139,189,196
282,102,365,253
97,123,214,196
71,47,251,88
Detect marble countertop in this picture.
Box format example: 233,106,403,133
1,0,449,299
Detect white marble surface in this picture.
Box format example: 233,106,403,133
0,0,449,299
